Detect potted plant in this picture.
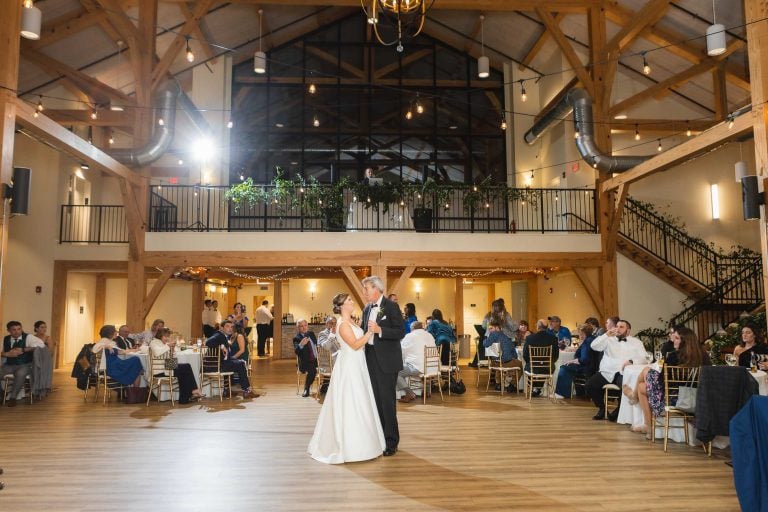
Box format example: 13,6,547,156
300,176,352,232
405,177,451,233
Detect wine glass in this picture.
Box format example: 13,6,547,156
196,338,202,352
725,354,737,366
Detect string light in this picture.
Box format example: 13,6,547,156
227,119,233,129
415,94,424,114
634,124,640,140
500,113,507,130
686,122,692,137
185,37,194,63
657,139,662,152
574,124,580,139
313,113,320,127
520,81,527,102
405,104,413,120
36,95,43,112
728,116,735,129
308,82,316,94
420,267,555,278
108,132,114,145
158,117,165,126
178,158,184,165
642,53,651,75
90,108,98,120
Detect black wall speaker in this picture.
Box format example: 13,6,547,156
11,167,31,215
741,175,762,221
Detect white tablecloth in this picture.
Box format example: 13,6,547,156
129,350,202,401
751,369,767,395
549,349,577,395
347,202,413,231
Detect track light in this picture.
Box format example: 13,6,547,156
185,37,194,63
642,53,651,75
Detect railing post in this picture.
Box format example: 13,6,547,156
59,205,65,243
96,206,102,245
539,189,545,234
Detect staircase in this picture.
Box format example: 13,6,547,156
619,198,763,338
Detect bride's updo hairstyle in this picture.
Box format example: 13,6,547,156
332,293,349,314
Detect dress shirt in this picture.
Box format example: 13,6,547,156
400,329,435,372
367,297,382,345
255,305,274,325
132,329,155,347
590,333,648,381
317,328,340,356
201,308,217,327
92,338,118,353
25,334,46,348
149,338,171,356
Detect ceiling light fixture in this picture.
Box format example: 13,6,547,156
642,52,651,75
500,112,507,131
657,139,662,152
686,122,692,137
313,113,320,127
520,81,527,102
254,9,267,74
20,0,42,40
36,95,43,112
361,0,433,53
415,94,424,114
185,36,194,63
478,15,489,78
634,124,640,140
707,0,726,56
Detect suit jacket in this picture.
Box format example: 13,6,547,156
293,331,318,372
362,296,404,374
205,331,230,369
522,331,559,373
115,335,133,350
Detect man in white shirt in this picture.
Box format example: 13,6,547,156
317,316,339,357
586,319,648,421
396,321,435,402
254,300,273,357
202,299,217,338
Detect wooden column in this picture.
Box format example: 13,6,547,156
191,280,204,339
454,277,464,336
51,261,68,369
0,1,21,320
745,0,768,331
273,280,283,359
126,259,146,331
93,274,106,339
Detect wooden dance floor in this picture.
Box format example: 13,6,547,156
0,360,739,511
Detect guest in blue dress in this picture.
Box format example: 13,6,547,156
91,325,143,387
554,323,595,398
403,303,418,335
427,309,455,366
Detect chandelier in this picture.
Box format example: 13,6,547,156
361,0,435,52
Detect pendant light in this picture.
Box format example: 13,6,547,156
478,15,489,79
21,0,42,40
185,37,194,63
707,0,726,56
254,9,267,74
735,143,748,182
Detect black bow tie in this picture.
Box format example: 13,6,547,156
617,337,627,342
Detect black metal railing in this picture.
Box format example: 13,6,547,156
146,185,598,233
59,205,128,244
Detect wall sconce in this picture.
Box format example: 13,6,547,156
710,184,720,220
222,286,228,294
209,284,217,293
310,284,317,301
414,284,421,301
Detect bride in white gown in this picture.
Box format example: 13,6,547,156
308,293,386,464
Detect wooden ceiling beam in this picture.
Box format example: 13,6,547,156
535,7,595,97
43,109,134,127
92,0,141,48
304,44,365,78
609,40,744,117
606,0,669,52
158,0,598,11
601,113,752,192
713,63,728,121
518,12,564,71
152,0,216,90
463,13,484,54
20,45,135,107
29,8,104,49
178,2,218,64
80,0,125,44
374,48,431,79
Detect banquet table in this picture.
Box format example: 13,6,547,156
547,349,576,396
125,350,202,401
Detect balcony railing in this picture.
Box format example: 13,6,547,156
147,185,597,234
59,205,128,244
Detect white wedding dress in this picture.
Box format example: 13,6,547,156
308,320,385,464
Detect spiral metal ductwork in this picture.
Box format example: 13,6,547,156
524,88,649,173
109,81,180,167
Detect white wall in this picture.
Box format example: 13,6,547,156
63,273,97,364
536,270,598,334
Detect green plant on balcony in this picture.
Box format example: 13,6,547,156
351,180,404,213
300,175,353,231
403,177,452,232
225,177,267,212
225,167,301,218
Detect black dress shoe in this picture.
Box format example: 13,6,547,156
383,447,397,456
592,409,605,420
302,389,310,397
607,410,619,422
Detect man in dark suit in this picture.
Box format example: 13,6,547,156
361,276,405,456
293,319,318,397
522,319,559,397
205,320,258,398
115,325,134,350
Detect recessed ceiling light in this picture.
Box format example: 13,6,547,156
275,123,284,128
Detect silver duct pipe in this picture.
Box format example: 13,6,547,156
109,81,180,167
524,88,649,173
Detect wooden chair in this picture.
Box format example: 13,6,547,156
295,356,318,397
146,352,179,406
94,350,126,404
1,373,33,405
408,346,443,404
201,346,234,401
486,344,522,396
652,365,700,452
439,343,460,395
475,339,490,388
603,384,621,416
316,346,334,400
523,345,554,402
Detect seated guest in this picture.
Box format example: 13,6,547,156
657,325,679,361
522,319,559,397
733,322,768,367
229,324,249,362
92,324,143,388
403,303,418,335
202,299,217,338
317,316,340,358
397,321,435,402
133,318,164,347
585,317,602,337
515,320,531,346
1,321,36,407
484,320,523,392
32,321,56,351
293,319,318,398
625,326,709,435
547,315,572,349
115,325,135,350
555,323,596,398
206,320,259,398
585,319,647,421
426,309,456,366
150,327,204,403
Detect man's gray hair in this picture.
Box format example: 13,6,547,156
362,276,385,293
411,321,423,330
296,318,307,325
536,319,548,331
325,316,337,325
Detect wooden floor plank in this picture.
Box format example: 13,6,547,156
0,360,739,511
